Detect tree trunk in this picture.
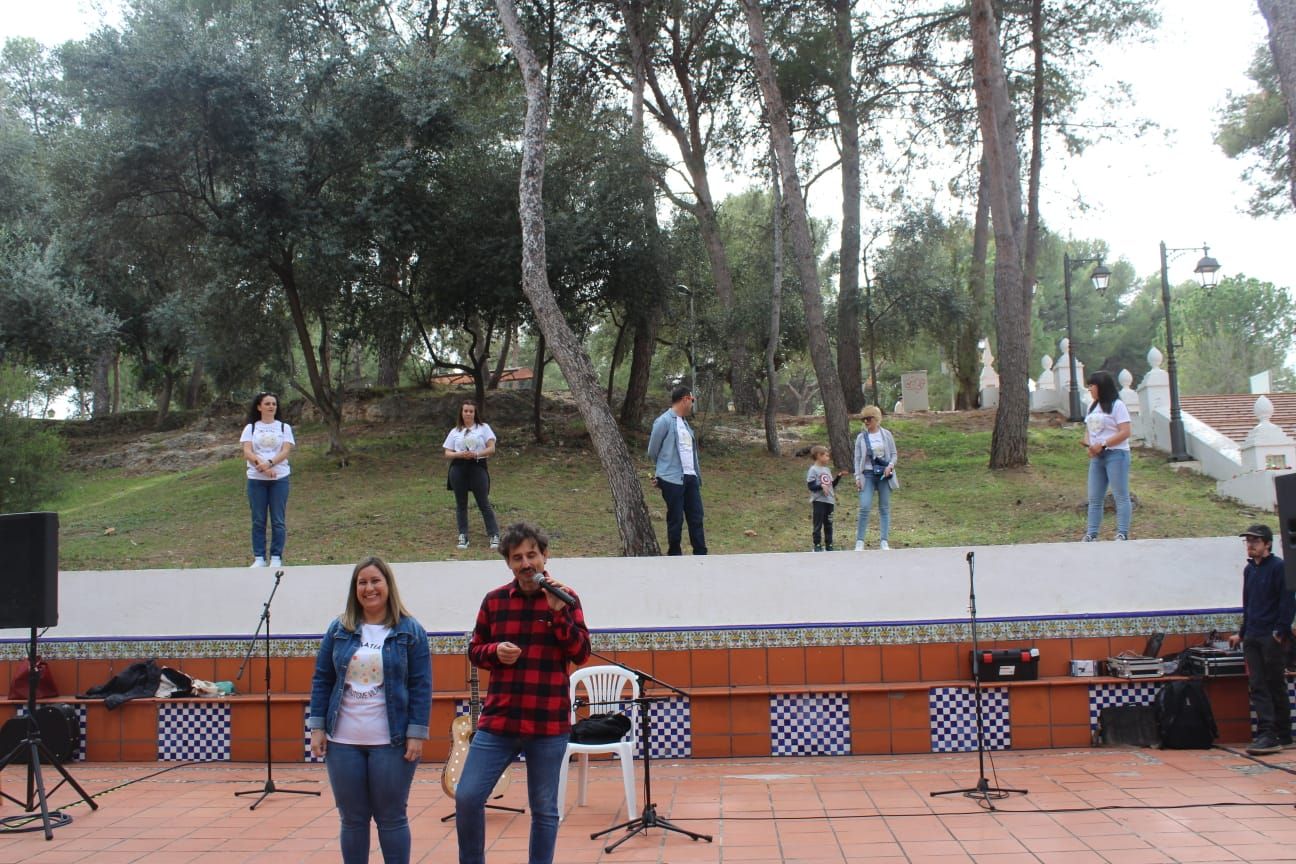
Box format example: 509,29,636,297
1259,0,1296,208
619,24,663,432
1022,0,1044,291
273,256,348,462
744,0,852,472
1258,0,1296,210
764,144,783,456
955,152,991,410
497,0,659,555
831,0,865,414
183,356,204,410
617,0,759,415
971,0,1031,468
155,367,175,429
606,315,629,407
91,347,113,418
532,333,546,444
863,258,881,407
489,322,514,389
375,329,405,388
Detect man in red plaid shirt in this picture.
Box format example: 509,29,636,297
455,521,590,864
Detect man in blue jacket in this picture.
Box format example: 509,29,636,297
1229,523,1293,755
647,386,707,555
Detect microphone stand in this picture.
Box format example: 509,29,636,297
585,650,712,852
930,552,1026,810
235,570,320,809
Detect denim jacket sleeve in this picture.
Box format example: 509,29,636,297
404,618,432,741
307,619,340,730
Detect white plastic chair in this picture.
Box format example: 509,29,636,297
557,665,637,821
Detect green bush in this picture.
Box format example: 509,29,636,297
0,414,65,511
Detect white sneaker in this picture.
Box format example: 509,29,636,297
250,557,267,568
489,535,500,550
854,540,865,552
456,534,469,550
269,556,283,568
879,540,890,550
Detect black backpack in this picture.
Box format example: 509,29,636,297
1155,680,1217,749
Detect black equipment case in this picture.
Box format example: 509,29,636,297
971,648,1040,682
1179,647,1246,678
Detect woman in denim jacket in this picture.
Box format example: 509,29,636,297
309,557,431,864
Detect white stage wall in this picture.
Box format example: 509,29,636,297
2,537,1244,641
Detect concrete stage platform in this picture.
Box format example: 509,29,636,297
3,747,1296,862
0,537,1257,762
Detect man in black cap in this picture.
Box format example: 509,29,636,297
1228,523,1293,755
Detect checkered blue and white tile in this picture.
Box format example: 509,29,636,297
16,704,87,761
158,702,231,761
303,705,324,763
929,686,1010,753
620,696,690,760
769,693,850,756
1088,682,1161,731
1247,680,1296,738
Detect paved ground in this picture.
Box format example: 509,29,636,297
4,746,1296,862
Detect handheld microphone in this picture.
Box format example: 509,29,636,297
966,551,974,562
533,572,576,606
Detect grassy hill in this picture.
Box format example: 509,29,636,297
50,397,1265,570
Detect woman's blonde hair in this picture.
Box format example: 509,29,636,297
340,556,411,631
860,405,882,421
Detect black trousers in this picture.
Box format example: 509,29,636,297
811,501,835,548
1244,635,1292,742
658,475,707,555
449,461,499,537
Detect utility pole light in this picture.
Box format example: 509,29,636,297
1061,253,1111,422
1158,241,1221,462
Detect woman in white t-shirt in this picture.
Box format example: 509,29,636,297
239,392,295,567
1081,370,1133,541
308,557,431,864
442,400,499,551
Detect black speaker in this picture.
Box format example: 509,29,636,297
1277,473,1296,591
0,511,58,629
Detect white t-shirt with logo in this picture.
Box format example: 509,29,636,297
329,624,391,745
442,423,496,458
240,421,295,479
1084,399,1132,451
675,416,696,476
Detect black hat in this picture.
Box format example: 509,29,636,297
1239,523,1273,543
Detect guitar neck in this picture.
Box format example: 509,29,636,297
469,664,480,726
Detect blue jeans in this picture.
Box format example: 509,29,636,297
1086,448,1131,537
247,477,289,558
455,729,568,864
325,742,418,864
856,473,891,543
659,475,707,555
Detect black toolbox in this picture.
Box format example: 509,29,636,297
971,648,1040,682
1179,646,1246,677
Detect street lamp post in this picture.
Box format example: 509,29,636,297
675,284,697,394
1061,253,1111,422
1157,241,1221,462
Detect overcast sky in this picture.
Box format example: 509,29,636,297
3,0,1292,299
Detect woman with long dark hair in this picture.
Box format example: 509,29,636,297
442,400,499,550
240,392,294,567
1081,370,1133,541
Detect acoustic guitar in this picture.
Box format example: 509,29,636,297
441,663,510,799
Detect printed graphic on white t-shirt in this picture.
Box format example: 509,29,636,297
676,417,696,475
329,624,391,745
